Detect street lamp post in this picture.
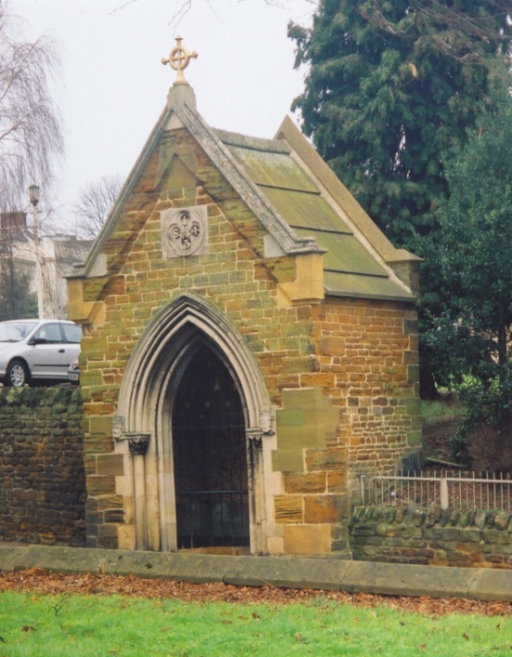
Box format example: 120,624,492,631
28,184,40,208
28,184,44,319
7,217,15,319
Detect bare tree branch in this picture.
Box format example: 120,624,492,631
0,4,64,213
73,174,124,239
110,0,317,28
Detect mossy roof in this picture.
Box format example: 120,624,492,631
214,128,415,302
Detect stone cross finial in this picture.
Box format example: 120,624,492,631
162,36,198,85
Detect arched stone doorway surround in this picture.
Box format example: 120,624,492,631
114,293,278,554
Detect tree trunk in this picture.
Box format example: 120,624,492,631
419,354,439,401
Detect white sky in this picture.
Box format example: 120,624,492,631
11,0,314,227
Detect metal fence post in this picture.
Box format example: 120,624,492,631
440,475,449,510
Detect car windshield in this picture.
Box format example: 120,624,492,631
0,320,38,343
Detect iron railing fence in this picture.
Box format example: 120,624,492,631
360,471,512,512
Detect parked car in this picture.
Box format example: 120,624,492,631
0,319,82,387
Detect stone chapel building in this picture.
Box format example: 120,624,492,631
68,41,421,556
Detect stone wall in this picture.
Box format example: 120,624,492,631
349,504,512,568
273,300,420,555
0,387,86,546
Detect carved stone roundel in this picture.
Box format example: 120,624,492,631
161,206,207,259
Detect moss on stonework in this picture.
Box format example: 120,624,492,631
0,385,82,410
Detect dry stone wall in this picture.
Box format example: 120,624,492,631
0,386,86,546
350,504,512,568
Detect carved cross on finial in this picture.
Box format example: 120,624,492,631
162,36,198,85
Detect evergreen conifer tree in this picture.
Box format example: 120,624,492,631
289,1,512,397
289,0,512,247
427,78,512,431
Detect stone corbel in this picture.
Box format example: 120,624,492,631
126,433,151,457
260,408,275,436
112,414,126,442
247,409,275,450
112,415,151,456
247,429,263,451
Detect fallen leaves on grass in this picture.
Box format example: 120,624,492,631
0,568,510,617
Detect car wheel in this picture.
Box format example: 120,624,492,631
6,359,30,387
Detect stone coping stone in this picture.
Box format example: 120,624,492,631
223,556,352,590
341,561,479,599
0,545,510,602
0,545,25,573
469,569,512,602
113,551,235,582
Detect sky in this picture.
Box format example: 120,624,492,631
11,0,315,227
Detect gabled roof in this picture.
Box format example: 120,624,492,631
215,125,417,302
76,82,418,303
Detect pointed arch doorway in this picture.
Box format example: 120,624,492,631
172,343,250,550
116,293,275,554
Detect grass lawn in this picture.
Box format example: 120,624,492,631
0,591,511,656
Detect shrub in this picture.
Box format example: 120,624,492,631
467,423,512,474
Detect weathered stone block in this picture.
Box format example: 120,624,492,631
407,365,420,384
304,495,345,524
276,422,325,449
97,454,125,477
495,510,511,530
283,524,331,555
475,510,489,529
319,337,346,356
86,475,116,497
483,529,511,545
84,435,114,455
326,471,346,493
398,526,423,540
89,415,113,435
283,472,326,494
305,448,346,472
104,509,125,524
375,523,394,537
274,495,303,524
97,495,125,511
272,449,304,473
